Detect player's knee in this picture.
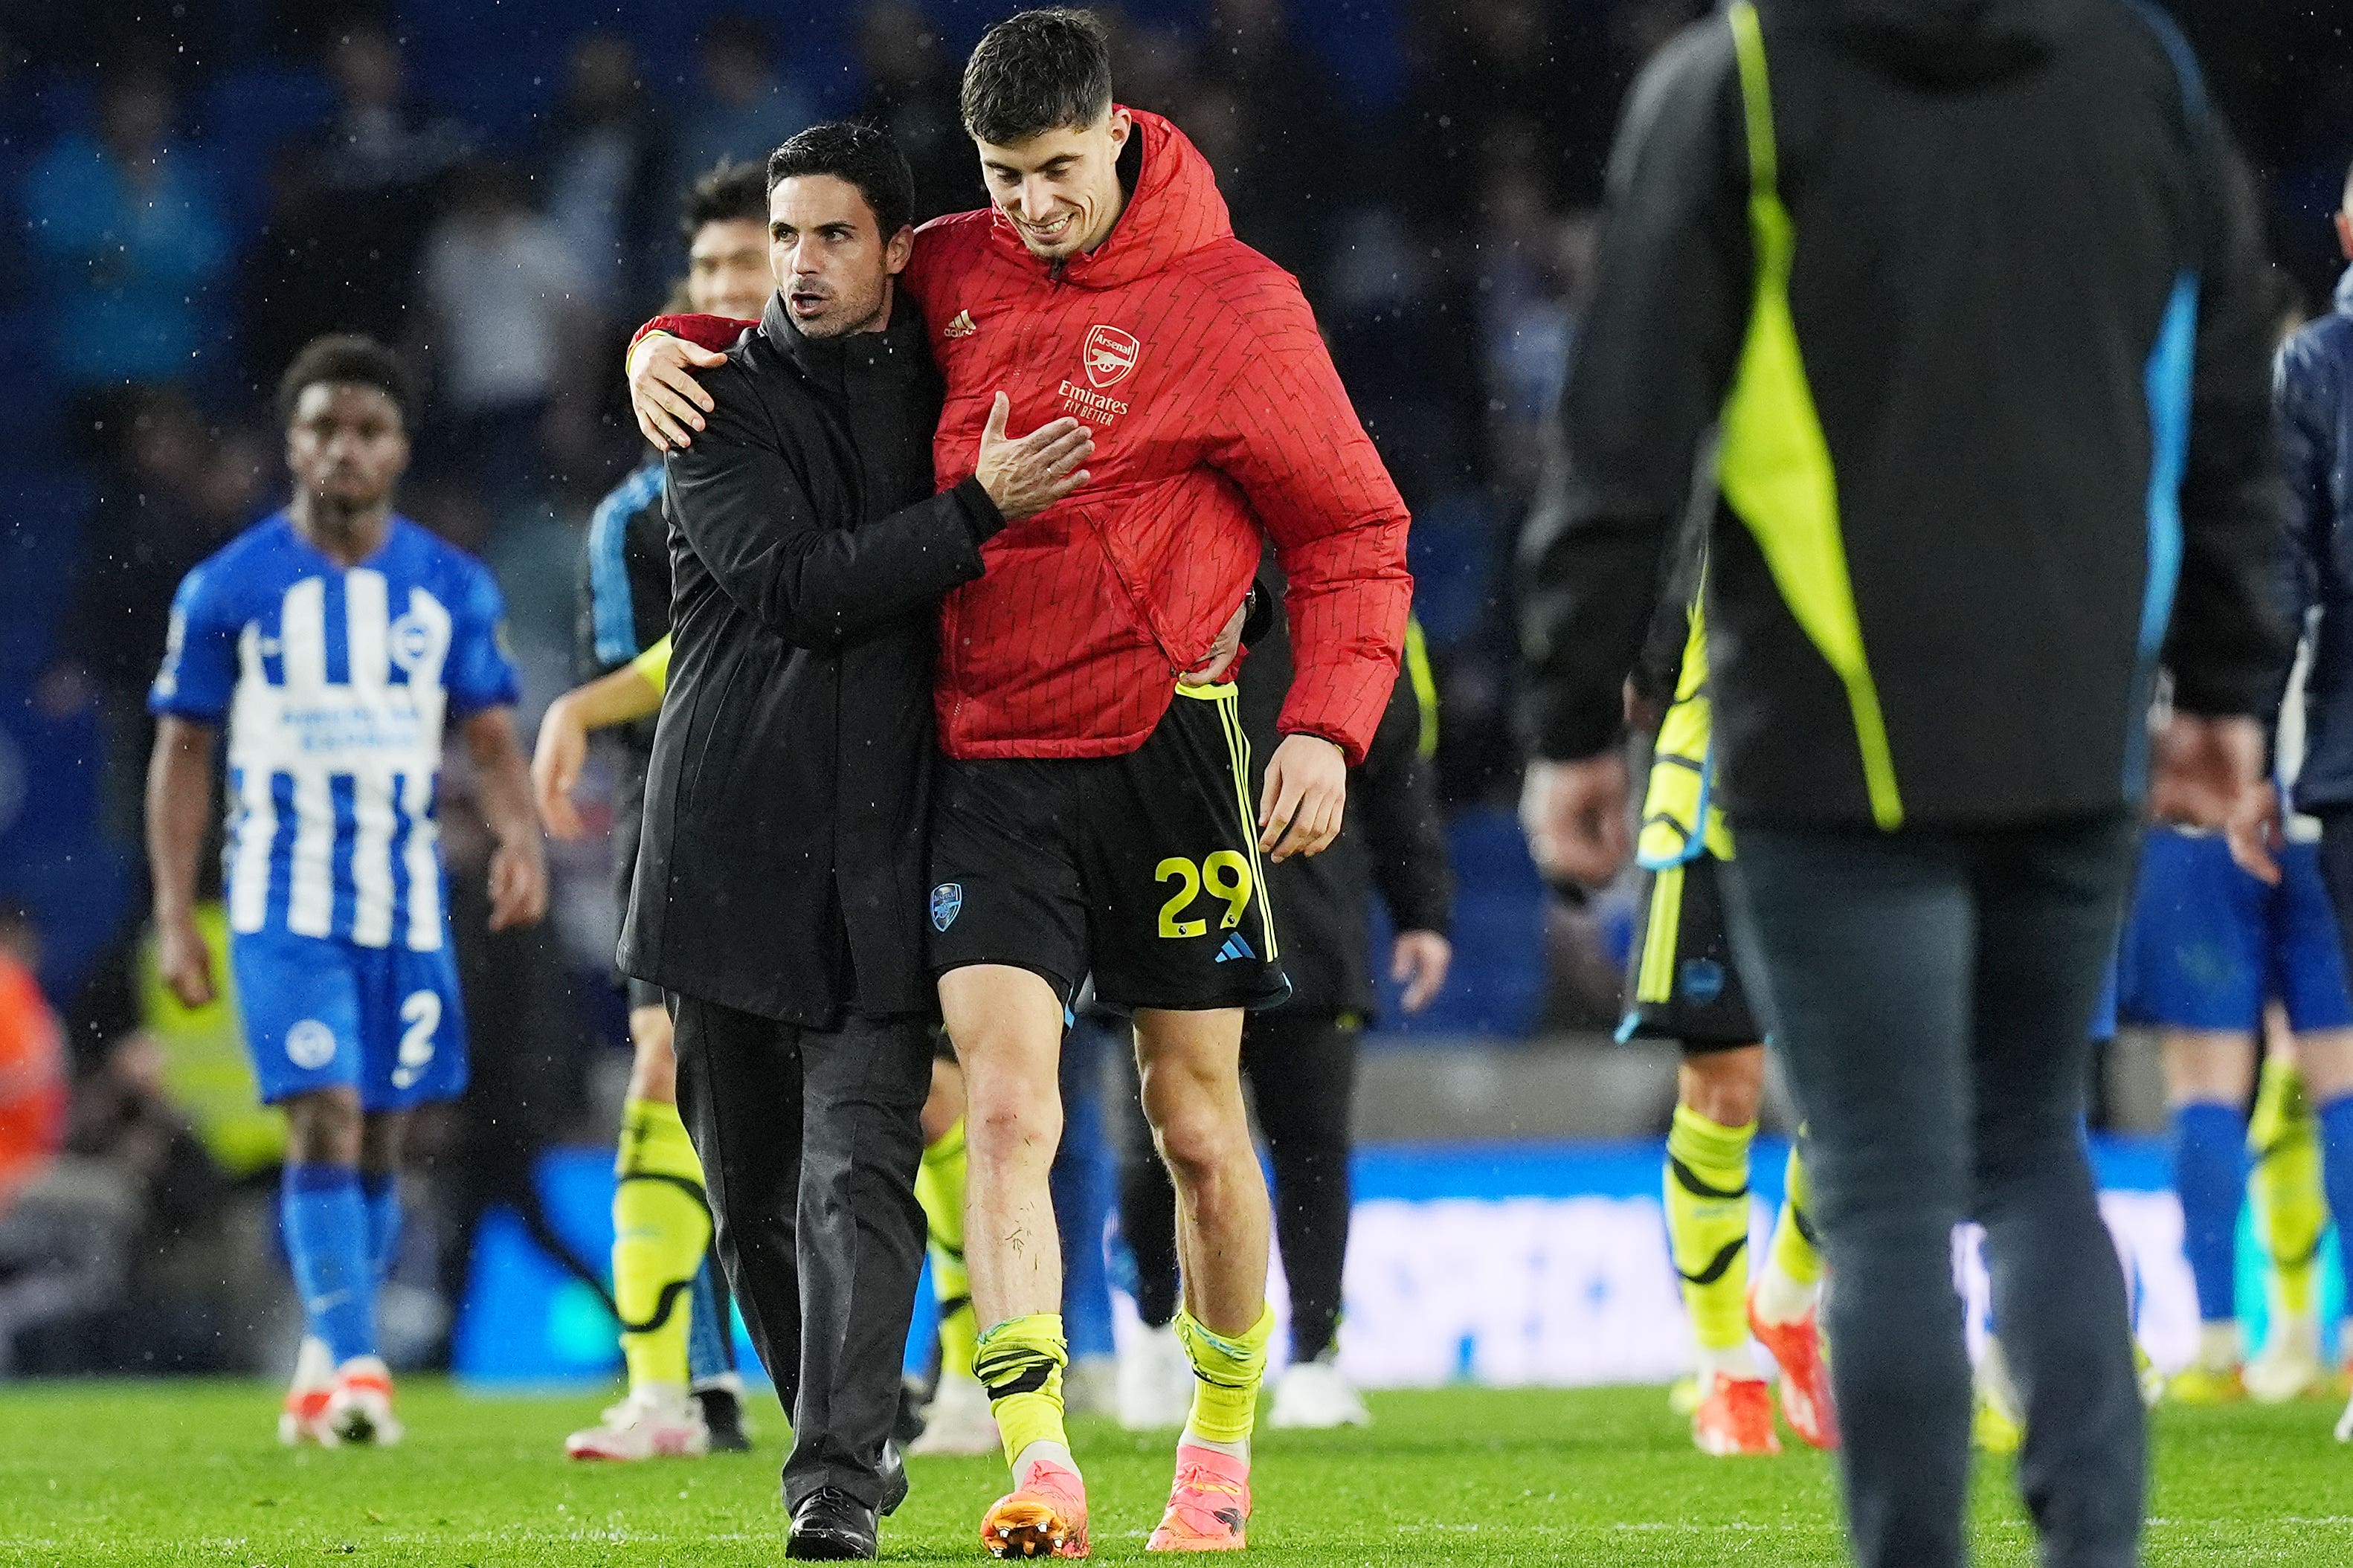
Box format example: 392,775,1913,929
1677,1048,1765,1126
965,1076,1061,1165
1150,1099,1248,1188
283,1088,364,1164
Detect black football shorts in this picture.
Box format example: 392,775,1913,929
926,683,1290,1013
1621,851,1762,1052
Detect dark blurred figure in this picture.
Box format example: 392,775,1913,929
428,791,611,1344
47,392,265,840
21,63,228,425
544,33,673,328
242,21,468,383
1391,0,1587,223
418,159,597,507
672,14,816,197
855,1,979,223
1174,0,1348,288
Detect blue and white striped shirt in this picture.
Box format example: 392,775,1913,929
149,512,521,950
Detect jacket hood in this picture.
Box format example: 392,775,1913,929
988,107,1233,290
1806,0,2080,89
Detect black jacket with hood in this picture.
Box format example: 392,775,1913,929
1519,0,2290,829
620,291,1004,1025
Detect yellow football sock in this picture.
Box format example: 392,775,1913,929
1666,1103,1757,1361
974,1313,1068,1468
1769,1140,1824,1289
2249,1056,2325,1320
918,1118,978,1383
1175,1303,1274,1445
613,1097,711,1393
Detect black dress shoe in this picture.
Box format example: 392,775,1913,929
878,1442,909,1517
786,1488,878,1561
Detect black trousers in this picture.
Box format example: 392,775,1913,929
1725,812,2143,1568
1117,1009,1361,1361
669,996,930,1511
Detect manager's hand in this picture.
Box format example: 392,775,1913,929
1521,752,1632,888
628,332,726,451
1181,599,1249,685
973,392,1092,521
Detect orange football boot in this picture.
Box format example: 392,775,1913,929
1750,1293,1839,1450
1146,1442,1252,1552
1691,1372,1781,1456
981,1454,1090,1559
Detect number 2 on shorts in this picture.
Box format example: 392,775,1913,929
393,990,440,1089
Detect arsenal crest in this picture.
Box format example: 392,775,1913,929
1084,324,1141,390
930,883,964,932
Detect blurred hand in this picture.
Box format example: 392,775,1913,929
1182,599,1249,685
1622,676,1662,738
973,392,1092,521
2148,712,2265,843
1259,734,1347,861
628,332,727,450
1520,752,1632,887
531,693,590,841
155,914,215,1010
1391,929,1453,1014
488,839,550,931
2224,778,2284,888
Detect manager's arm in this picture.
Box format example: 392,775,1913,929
665,373,1090,649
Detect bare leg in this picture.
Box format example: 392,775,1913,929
1133,1007,1267,1336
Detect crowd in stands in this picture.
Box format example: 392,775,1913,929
0,0,2346,1374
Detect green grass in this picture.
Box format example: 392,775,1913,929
0,1381,2348,1564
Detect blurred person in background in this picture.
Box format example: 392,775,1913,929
2265,153,2353,1442
672,15,817,199
145,335,546,1448
855,1,982,225
1116,584,1453,1433
22,62,227,428
242,21,468,375
418,158,598,506
543,34,674,338
532,159,773,1464
47,391,265,839
1518,4,2285,1564
0,909,65,1222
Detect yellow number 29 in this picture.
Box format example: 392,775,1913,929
1157,853,1254,939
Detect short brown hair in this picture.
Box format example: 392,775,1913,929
960,8,1112,147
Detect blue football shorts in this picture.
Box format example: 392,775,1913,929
230,926,469,1110
2119,827,2353,1034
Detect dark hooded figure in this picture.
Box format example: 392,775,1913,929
1518,2,2288,1566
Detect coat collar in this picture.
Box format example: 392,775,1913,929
758,286,930,390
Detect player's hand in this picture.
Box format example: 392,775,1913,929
628,332,727,451
2149,712,2265,840
1259,734,1347,862
1520,752,1632,888
155,914,216,1010
1181,600,1249,685
2224,778,2285,888
973,392,1092,521
1391,929,1453,1014
530,693,590,841
488,838,550,930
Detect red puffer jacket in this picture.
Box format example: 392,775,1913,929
640,110,1412,764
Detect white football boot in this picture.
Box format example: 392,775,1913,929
565,1383,710,1460
325,1355,404,1447
1269,1354,1372,1428
1117,1323,1196,1430
278,1335,338,1447
909,1373,1001,1456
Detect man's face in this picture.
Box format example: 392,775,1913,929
688,217,773,320
976,107,1131,262
286,383,408,512
768,174,912,338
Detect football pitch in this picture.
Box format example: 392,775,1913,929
1,1381,2348,1565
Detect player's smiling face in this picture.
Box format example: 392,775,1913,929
976,106,1131,262
767,173,913,339
686,217,772,322
286,383,408,513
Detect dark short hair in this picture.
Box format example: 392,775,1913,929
276,335,416,430
680,158,770,243
960,8,1112,147
765,122,915,240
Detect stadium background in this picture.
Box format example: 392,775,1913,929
0,0,2348,1390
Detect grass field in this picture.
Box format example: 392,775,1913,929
1,1381,2348,1565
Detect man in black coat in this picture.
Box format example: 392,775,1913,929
617,123,1091,1559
